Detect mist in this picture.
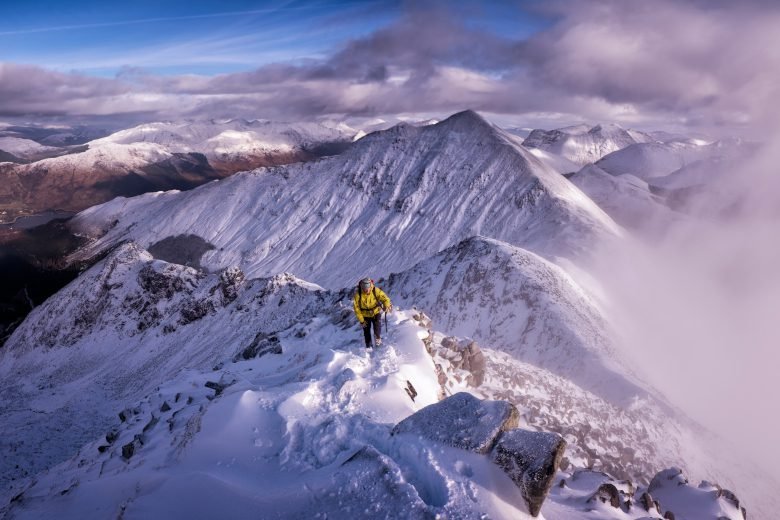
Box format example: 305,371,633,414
590,134,780,484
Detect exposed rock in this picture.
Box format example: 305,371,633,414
404,380,418,402
137,263,190,300
142,415,159,433
160,401,171,412
235,333,282,361
664,511,675,520
588,482,621,508
391,392,518,454
118,407,139,423
121,436,143,460
439,336,486,387
218,266,245,303
179,298,215,324
490,428,566,516
411,311,433,330
719,487,741,510
204,379,236,397
105,429,119,444
639,491,660,512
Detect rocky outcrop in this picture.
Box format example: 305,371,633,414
550,467,748,520
588,482,621,508
438,336,486,387
234,333,282,361
491,428,566,516
392,392,564,516
411,311,486,398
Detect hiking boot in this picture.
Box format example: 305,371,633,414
375,338,382,347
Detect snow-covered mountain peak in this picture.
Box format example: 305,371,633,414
89,118,354,159
437,109,496,131
523,123,653,166
69,110,620,288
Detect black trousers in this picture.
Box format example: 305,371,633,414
362,314,382,347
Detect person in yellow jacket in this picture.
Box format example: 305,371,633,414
353,277,392,349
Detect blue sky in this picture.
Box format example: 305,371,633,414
0,0,775,134
0,0,549,77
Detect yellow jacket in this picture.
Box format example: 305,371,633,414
353,283,391,324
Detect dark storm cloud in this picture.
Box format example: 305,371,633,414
3,0,779,131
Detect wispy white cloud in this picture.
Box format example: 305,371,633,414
0,3,321,37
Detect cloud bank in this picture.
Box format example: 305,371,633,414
2,0,779,133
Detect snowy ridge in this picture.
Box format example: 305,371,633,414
569,164,685,231
1,238,755,518
3,109,774,519
595,141,713,180
69,110,621,288
90,119,354,165
522,123,652,166
0,119,354,223
0,136,58,160
385,235,646,406
0,242,540,519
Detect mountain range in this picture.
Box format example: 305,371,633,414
0,111,772,519
0,119,354,225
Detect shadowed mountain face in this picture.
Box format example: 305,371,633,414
0,220,86,346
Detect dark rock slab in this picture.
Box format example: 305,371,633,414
491,428,566,516
391,392,518,454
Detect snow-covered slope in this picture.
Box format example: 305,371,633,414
385,236,644,405
594,141,712,180
0,119,354,224
0,241,542,518
0,136,58,160
69,110,621,288
525,146,581,175
91,119,354,171
2,238,764,520
522,123,652,166
569,164,685,231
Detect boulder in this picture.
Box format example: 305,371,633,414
491,428,566,516
588,482,621,508
639,491,660,512
391,392,518,454
235,333,282,361
649,468,687,493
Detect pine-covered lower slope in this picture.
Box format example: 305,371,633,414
68,110,621,289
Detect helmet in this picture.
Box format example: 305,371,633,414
359,278,372,290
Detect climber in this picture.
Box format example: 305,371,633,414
353,277,392,349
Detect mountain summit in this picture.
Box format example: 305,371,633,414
70,110,620,288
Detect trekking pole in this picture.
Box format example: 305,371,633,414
384,310,388,335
